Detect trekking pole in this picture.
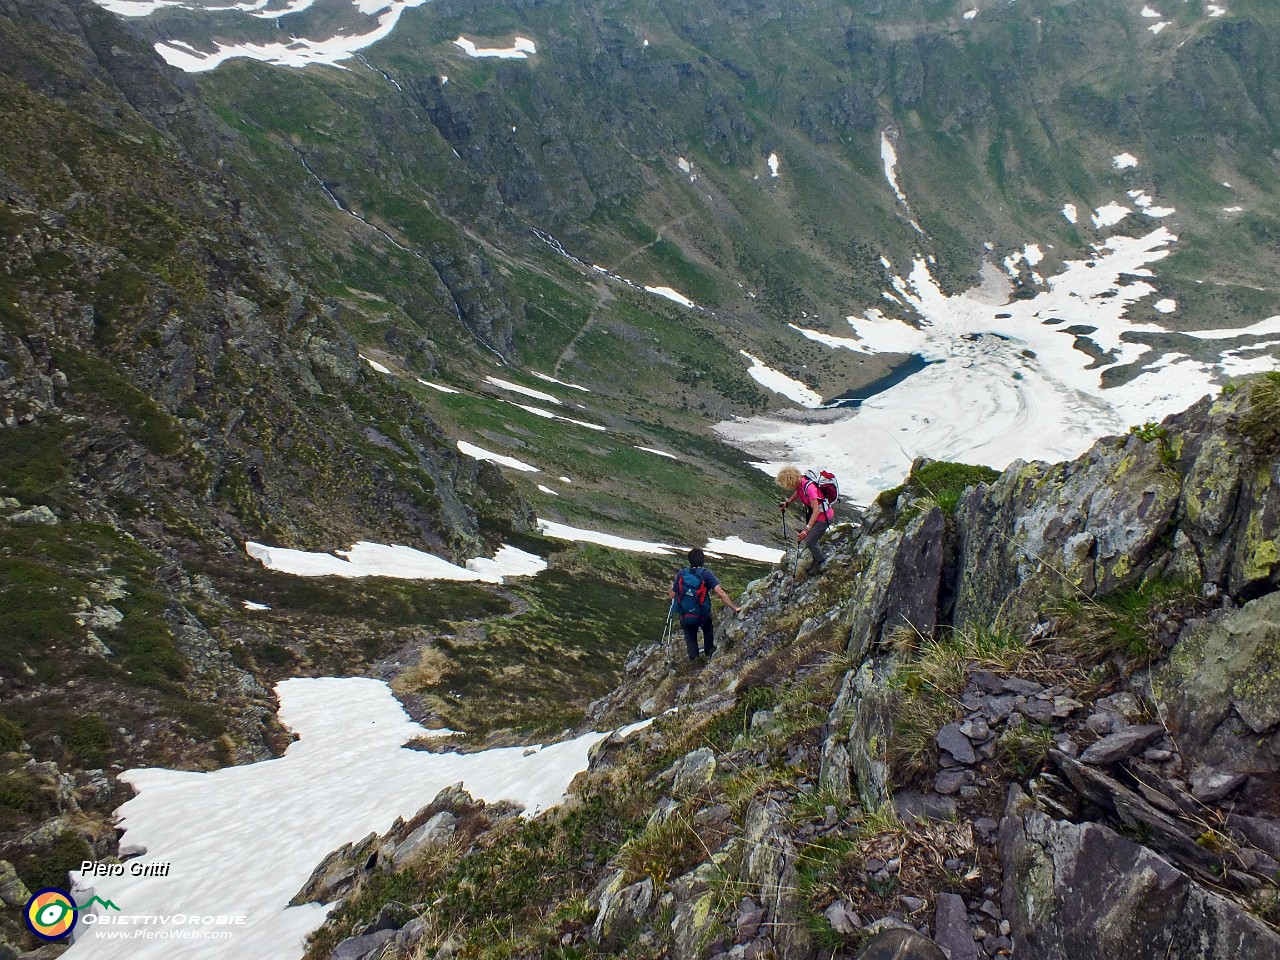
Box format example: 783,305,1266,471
664,600,676,662
781,506,795,577
778,504,798,578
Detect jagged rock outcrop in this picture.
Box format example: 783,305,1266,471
952,390,1278,631
292,784,494,908
303,381,1276,960
999,787,1278,960
471,386,1280,960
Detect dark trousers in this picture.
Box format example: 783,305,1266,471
681,617,715,659
801,517,829,563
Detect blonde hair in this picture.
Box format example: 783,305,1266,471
776,466,801,489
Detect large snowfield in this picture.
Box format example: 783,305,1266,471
65,679,650,959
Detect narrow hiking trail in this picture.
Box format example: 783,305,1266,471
607,211,696,272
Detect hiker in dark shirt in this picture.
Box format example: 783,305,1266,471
777,465,834,573
669,548,740,661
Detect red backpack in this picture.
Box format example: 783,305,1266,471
803,469,839,508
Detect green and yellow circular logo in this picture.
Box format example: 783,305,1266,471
25,888,78,941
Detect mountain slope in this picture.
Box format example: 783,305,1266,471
191,0,1280,327
0,0,540,937
161,0,1280,531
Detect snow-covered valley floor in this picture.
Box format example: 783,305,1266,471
718,227,1280,503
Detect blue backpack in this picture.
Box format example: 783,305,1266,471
675,568,711,624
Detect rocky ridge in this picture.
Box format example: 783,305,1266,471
303,377,1279,960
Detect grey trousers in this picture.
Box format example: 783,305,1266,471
801,517,829,563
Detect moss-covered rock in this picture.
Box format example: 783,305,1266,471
1149,590,1280,778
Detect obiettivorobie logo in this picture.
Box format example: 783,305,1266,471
24,888,120,941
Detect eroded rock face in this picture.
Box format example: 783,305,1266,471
822,658,895,808
590,872,654,948
999,788,1280,960
742,798,805,960
668,747,718,797
845,508,946,663
293,381,1278,960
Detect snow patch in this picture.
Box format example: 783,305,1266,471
360,354,391,374
880,132,908,206
844,310,928,355
789,323,870,353
768,153,780,179
536,519,681,555
485,376,562,405
246,540,545,583
703,536,784,564
531,371,590,392
636,446,679,460
1154,299,1177,314
1062,203,1078,224
242,600,270,611
453,36,536,59
1092,202,1132,228
1112,153,1139,170
1182,317,1280,340
466,544,549,580
1219,341,1280,377
1128,190,1176,218
740,351,823,407
457,440,540,473
503,401,607,432
416,377,459,394
644,286,696,308
147,0,430,72
66,679,646,960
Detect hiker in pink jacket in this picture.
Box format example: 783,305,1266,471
777,465,834,574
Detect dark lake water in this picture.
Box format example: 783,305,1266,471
823,353,932,408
